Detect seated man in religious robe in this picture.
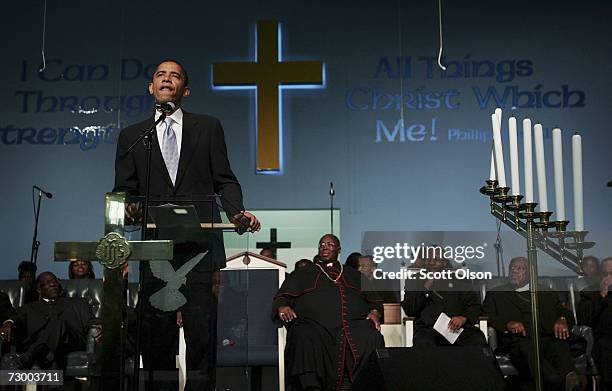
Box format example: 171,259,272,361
402,251,486,347
484,257,582,391
0,272,98,370
272,234,384,391
578,256,612,390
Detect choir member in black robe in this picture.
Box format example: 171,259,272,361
0,272,97,370
484,257,581,390
273,234,384,391
578,257,612,390
402,254,485,347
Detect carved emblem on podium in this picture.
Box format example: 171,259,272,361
95,232,132,269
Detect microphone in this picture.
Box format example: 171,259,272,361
33,185,53,199
329,182,335,196
155,101,176,113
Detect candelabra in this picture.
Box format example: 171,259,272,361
480,179,594,391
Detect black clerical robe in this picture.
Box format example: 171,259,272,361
9,296,96,369
484,284,573,337
577,285,612,384
402,278,485,347
272,262,384,391
484,284,576,386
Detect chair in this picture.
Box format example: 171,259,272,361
0,280,28,308
567,278,599,388
61,279,139,382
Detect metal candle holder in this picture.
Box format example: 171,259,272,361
480,179,594,391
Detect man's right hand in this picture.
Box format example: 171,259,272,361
125,203,142,225
0,322,13,343
278,306,297,323
600,275,612,299
506,320,527,336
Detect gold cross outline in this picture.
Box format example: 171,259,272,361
212,20,325,173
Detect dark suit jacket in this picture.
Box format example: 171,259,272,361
577,284,612,338
113,111,244,223
402,279,482,329
114,111,245,269
483,283,573,338
10,296,95,353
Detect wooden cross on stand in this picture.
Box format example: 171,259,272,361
54,192,173,391
256,228,291,259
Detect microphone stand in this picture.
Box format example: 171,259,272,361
30,188,44,264
121,112,167,391
329,182,335,234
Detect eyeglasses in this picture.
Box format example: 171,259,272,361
318,242,337,249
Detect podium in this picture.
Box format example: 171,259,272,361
214,251,287,391
54,192,254,391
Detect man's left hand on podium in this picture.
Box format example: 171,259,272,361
232,211,261,233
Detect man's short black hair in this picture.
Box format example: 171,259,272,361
581,256,599,267
153,58,189,86
319,234,340,247
35,271,58,288
601,257,612,268
344,252,362,269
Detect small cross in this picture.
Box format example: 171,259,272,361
256,228,291,259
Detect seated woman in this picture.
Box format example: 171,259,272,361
68,260,96,280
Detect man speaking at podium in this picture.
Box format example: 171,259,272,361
114,59,260,390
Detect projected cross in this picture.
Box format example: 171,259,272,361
256,228,291,259
212,20,324,173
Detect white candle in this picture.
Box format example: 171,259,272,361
572,134,584,231
552,128,565,221
495,108,502,125
523,119,534,203
489,149,496,181
508,117,520,195
491,113,507,188
491,107,502,181
534,124,548,211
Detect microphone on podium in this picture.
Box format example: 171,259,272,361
155,101,176,113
